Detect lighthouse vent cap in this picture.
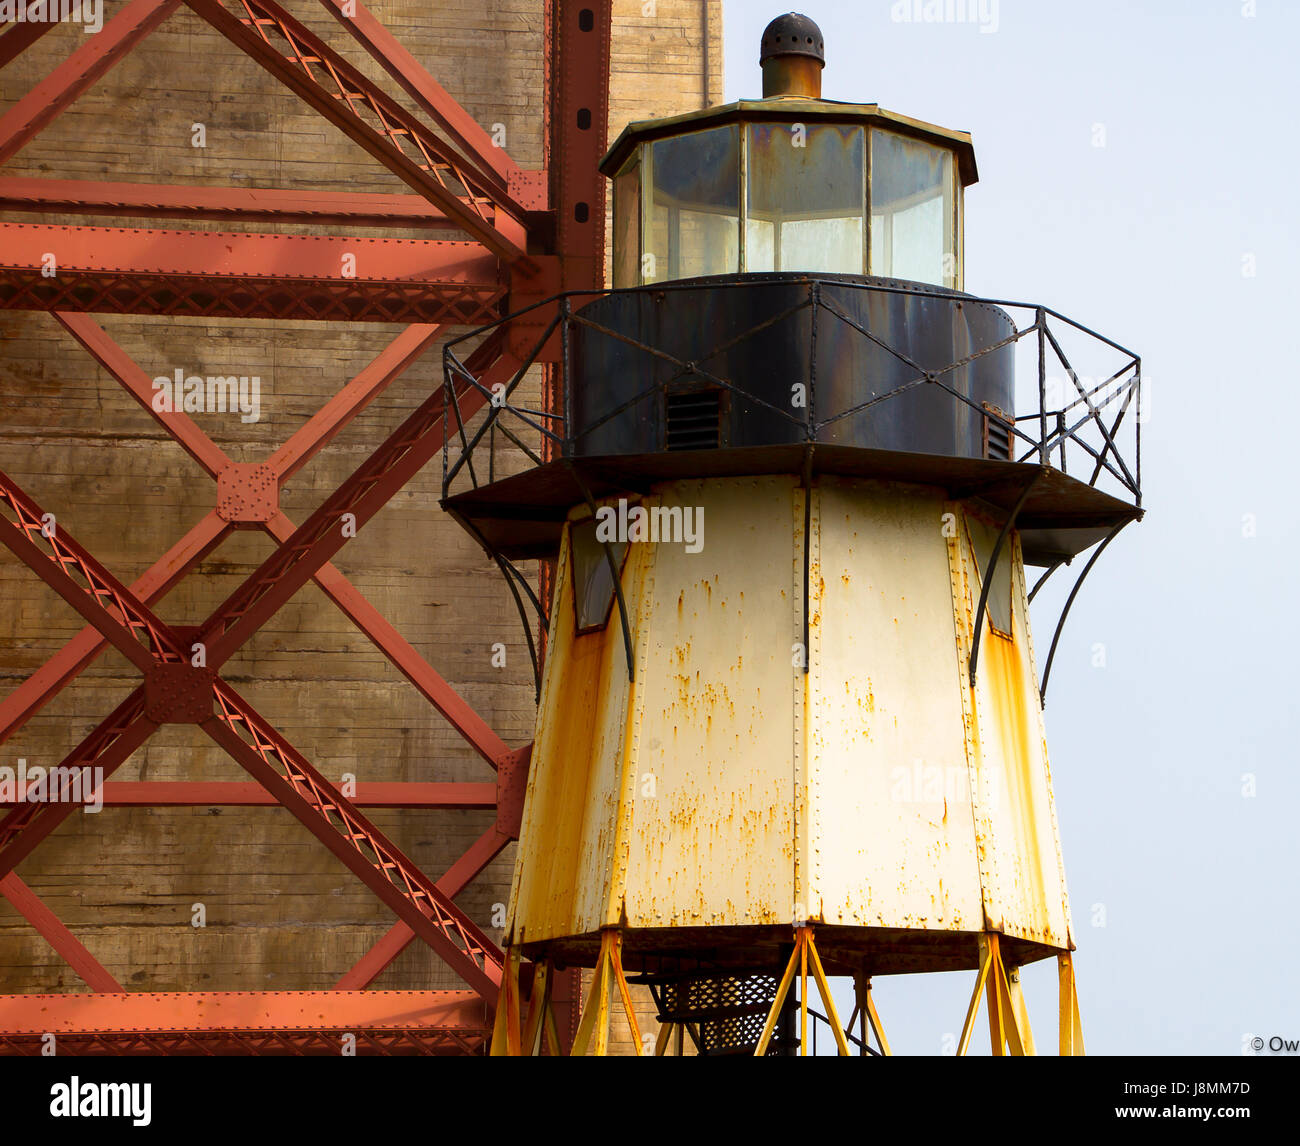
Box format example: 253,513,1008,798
759,12,825,65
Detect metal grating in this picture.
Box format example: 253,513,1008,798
654,972,782,1055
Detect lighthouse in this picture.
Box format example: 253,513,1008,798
443,12,1143,1056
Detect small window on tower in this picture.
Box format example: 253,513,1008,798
965,514,1014,639
570,516,629,634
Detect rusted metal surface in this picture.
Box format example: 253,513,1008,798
507,475,1073,967
507,516,634,942
601,100,980,187
810,479,984,933
952,510,1073,950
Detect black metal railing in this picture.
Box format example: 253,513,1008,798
441,277,1142,511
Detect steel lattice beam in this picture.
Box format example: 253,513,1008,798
0,782,497,808
0,177,461,228
0,0,182,164
183,0,531,263
0,467,503,998
0,511,228,744
0,321,515,1000
0,223,506,324
0,874,124,992
0,991,489,1056
317,0,527,192
335,821,512,989
1,315,499,756
0,16,57,69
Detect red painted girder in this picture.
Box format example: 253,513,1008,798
2,321,504,768
334,822,511,990
53,312,230,479
1,223,502,284
56,314,496,746
203,683,502,1000
53,312,444,486
0,1028,485,1055
42,314,515,771
0,269,504,324
0,17,56,69
0,781,497,808
335,742,528,988
0,467,184,673
0,510,228,745
317,0,524,189
0,692,156,879
266,512,506,749
183,0,532,265
0,473,504,997
0,177,459,228
44,314,511,764
0,0,182,164
549,0,612,288
0,873,124,992
264,329,445,481
0,990,488,1036
196,339,515,765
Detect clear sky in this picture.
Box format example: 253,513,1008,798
722,0,1300,1055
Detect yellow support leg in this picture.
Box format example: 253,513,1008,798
1058,952,1085,1056
985,934,1009,1056
753,931,803,1056
799,930,809,1056
520,960,551,1057
570,937,611,1057
957,934,993,1057
608,930,645,1056
1005,962,1037,1056
489,945,522,1057
653,1021,675,1056
862,978,892,1057
984,934,1031,1056
805,929,851,1056
754,927,851,1056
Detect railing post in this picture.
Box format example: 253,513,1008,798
1036,307,1047,464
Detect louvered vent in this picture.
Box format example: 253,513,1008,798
983,405,1012,461
665,388,722,451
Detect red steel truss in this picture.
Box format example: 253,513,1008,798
0,0,612,1053
0,990,491,1055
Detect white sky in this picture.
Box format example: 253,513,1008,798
723,0,1300,1056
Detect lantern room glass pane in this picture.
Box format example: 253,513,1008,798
745,123,865,274
646,126,740,282
571,517,628,633
869,130,957,287
613,155,642,287
966,515,1013,637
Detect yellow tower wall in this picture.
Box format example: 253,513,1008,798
509,475,1074,963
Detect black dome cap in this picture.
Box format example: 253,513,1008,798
759,12,825,65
